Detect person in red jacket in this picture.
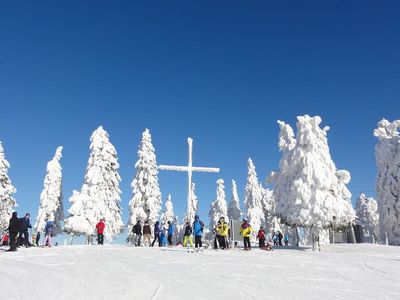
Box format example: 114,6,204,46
257,226,266,248
95,219,105,245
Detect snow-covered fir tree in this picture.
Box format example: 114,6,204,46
0,142,17,231
270,115,355,236
374,119,400,245
128,129,162,231
161,194,178,227
35,146,64,235
228,179,242,220
245,158,265,233
356,193,379,242
208,179,228,232
183,182,198,224
64,126,123,240
261,186,276,230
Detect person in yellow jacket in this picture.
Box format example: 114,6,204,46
215,216,229,249
240,219,253,250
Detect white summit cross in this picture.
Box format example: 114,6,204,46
158,138,220,224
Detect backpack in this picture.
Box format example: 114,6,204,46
132,224,137,234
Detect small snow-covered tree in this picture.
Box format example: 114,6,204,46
0,142,17,231
208,179,228,232
374,119,400,245
270,115,355,239
35,146,64,235
128,129,162,231
228,179,242,220
64,126,123,241
245,158,265,233
183,182,198,224
356,193,379,242
161,194,178,227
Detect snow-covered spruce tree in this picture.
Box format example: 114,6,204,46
35,146,64,235
261,186,277,230
228,179,242,220
183,182,198,225
64,126,123,241
161,194,178,227
270,115,355,243
208,179,228,234
356,193,379,242
128,129,162,232
0,142,17,231
374,119,400,245
245,158,265,235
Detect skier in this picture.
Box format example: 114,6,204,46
257,226,266,248
43,219,54,247
240,218,252,250
35,231,41,247
132,220,142,247
183,222,193,248
160,227,167,247
6,212,20,251
192,215,205,250
151,221,161,247
167,221,174,246
216,216,229,249
18,213,32,247
1,233,9,246
143,220,151,247
278,231,283,246
284,233,289,246
95,219,105,245
272,233,278,246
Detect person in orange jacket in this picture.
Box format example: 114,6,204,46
95,219,105,245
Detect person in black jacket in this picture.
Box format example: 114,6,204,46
132,220,142,247
151,221,161,247
18,213,32,247
7,212,20,252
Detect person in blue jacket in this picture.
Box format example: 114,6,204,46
167,221,174,246
192,215,205,249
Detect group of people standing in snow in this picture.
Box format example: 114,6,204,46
129,216,206,250
123,214,288,252
1,211,55,251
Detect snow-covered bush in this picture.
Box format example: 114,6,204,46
355,193,379,242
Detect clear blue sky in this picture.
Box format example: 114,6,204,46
1,1,399,236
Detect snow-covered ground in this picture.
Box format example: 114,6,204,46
1,244,400,299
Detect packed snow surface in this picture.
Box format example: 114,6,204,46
1,244,400,299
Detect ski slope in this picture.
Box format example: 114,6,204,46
1,244,400,299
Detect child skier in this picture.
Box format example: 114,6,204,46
257,226,266,248
183,222,193,249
